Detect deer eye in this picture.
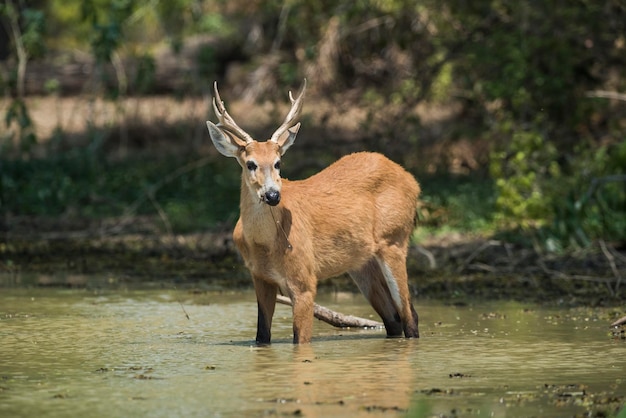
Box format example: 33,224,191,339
274,160,281,170
246,161,258,171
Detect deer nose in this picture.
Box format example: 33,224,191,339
264,190,281,206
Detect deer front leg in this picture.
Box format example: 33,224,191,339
287,282,317,344
253,276,277,345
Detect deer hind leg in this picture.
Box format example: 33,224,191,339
253,276,277,345
349,259,404,337
375,250,419,338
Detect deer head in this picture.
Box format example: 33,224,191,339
206,80,307,206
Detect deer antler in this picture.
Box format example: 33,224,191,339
213,82,254,144
270,79,307,143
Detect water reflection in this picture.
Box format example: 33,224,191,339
0,286,624,418
241,338,417,416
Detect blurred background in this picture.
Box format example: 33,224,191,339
1,0,624,257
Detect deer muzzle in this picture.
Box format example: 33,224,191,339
264,189,281,206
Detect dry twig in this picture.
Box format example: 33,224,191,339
599,240,623,293
415,245,437,269
585,90,626,102
456,240,503,273
536,251,621,297
106,156,213,234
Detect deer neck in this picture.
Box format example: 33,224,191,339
239,177,283,247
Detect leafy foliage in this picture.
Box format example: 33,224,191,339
2,99,36,153
547,141,626,250
490,125,561,228
0,0,624,249
418,174,495,234
2,151,241,233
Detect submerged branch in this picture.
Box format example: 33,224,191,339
611,315,626,328
276,295,383,329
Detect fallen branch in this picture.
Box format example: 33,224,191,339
415,245,437,269
611,315,626,328
276,295,383,329
585,90,626,102
538,257,618,284
456,240,503,273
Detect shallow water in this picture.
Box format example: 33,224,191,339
1,279,625,417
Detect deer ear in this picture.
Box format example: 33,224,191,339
277,122,300,155
207,121,240,157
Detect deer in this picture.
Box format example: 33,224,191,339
206,80,421,344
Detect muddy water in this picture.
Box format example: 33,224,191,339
1,281,625,417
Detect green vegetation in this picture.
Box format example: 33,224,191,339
418,174,496,235
2,151,240,233
1,0,624,252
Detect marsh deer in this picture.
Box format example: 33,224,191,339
206,80,420,344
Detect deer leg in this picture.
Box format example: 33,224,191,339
286,281,316,344
375,251,419,338
253,276,277,345
349,259,403,337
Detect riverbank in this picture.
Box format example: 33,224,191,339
3,215,624,306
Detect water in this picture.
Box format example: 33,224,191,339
1,280,625,417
